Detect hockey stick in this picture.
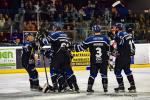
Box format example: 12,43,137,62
42,48,54,93
43,54,49,85
42,52,51,93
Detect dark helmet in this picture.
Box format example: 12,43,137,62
127,27,133,33
92,25,101,32
115,23,123,30
24,32,33,38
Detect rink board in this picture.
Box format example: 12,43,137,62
0,64,150,74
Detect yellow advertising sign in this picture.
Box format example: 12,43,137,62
71,51,90,66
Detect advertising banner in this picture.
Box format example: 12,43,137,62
72,51,90,66
0,48,16,69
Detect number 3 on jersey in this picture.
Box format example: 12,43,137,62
96,47,102,58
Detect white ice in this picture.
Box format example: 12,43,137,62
0,68,150,100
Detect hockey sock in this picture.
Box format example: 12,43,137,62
29,79,33,87
127,74,135,87
51,74,58,89
67,79,73,89
116,77,124,87
67,75,79,90
29,69,39,87
57,75,65,91
102,78,108,90
87,76,95,90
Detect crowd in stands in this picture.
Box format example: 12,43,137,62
0,0,150,45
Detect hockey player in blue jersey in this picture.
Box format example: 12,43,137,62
37,24,79,93
73,25,110,93
111,23,136,93
22,33,42,91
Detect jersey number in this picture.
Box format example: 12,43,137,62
129,40,134,50
96,47,102,58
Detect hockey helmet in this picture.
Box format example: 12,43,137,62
92,25,101,33
24,32,33,38
115,23,123,30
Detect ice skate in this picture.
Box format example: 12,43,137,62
42,83,54,93
128,86,136,93
30,85,43,92
114,86,125,93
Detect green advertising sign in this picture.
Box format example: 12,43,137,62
0,51,13,59
0,48,16,69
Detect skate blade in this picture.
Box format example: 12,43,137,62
74,90,80,93
30,88,38,91
129,90,136,93
87,92,94,95
115,90,125,93
104,91,108,94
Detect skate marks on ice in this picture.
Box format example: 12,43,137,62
0,90,150,100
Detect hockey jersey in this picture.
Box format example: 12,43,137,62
74,34,110,64
22,41,38,64
114,31,135,56
41,31,71,55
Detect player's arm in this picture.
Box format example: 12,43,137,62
105,36,111,57
37,31,53,47
74,38,90,52
126,34,135,56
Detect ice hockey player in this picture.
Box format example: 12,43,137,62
111,23,136,93
37,23,79,93
22,32,42,91
44,47,74,92
73,25,110,93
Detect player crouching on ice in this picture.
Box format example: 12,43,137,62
72,25,110,93
21,33,42,91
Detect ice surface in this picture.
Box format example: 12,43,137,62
0,68,150,100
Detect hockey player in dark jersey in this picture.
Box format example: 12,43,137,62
44,48,74,92
22,32,42,91
38,24,79,93
111,23,136,93
73,25,110,93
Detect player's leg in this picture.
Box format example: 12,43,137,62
63,54,79,93
56,62,66,92
100,61,108,93
50,54,66,92
63,72,74,90
57,71,66,92
87,64,98,93
109,55,114,71
114,57,125,92
25,63,42,91
50,66,58,91
124,57,136,92
65,67,79,93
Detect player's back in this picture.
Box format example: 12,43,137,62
49,31,70,54
84,34,110,63
116,31,133,55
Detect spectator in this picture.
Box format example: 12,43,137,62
11,32,22,45
79,7,86,20
24,21,37,31
0,14,5,29
4,15,12,30
54,13,64,26
55,0,64,14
